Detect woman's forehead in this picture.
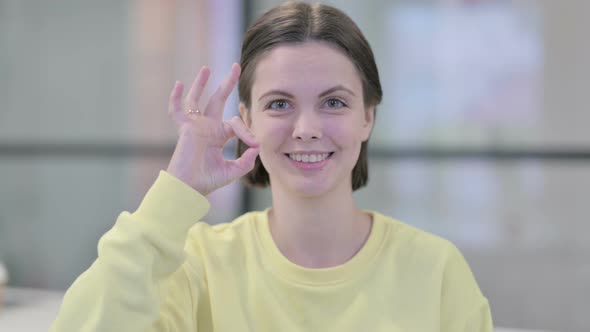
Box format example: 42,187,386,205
251,41,363,97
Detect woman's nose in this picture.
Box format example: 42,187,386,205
292,110,322,141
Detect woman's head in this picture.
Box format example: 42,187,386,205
236,1,382,193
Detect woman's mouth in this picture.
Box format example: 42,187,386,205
284,152,335,170
286,152,333,162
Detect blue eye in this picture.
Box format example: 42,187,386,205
324,98,347,109
267,99,291,110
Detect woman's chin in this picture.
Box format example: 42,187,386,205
285,177,335,198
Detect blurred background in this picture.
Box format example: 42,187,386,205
0,0,588,331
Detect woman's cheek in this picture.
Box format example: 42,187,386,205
252,123,285,163
324,123,358,147
262,120,290,142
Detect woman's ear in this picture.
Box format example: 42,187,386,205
239,102,251,127
361,106,375,141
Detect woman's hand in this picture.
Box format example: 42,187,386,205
166,63,259,196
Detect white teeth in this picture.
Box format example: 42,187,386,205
288,153,330,163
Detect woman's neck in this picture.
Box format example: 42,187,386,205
267,184,373,269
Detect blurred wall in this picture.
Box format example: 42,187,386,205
0,0,243,289
0,0,134,288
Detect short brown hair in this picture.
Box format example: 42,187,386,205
236,1,382,191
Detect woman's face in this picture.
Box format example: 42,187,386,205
241,41,374,197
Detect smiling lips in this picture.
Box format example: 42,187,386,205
288,152,331,163
285,152,334,170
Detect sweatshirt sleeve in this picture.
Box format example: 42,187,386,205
440,243,494,332
49,170,210,332
463,299,493,332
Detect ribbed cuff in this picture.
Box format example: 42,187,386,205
132,170,210,241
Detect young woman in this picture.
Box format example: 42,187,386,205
51,2,493,331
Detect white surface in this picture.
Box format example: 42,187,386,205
0,287,63,332
0,262,7,284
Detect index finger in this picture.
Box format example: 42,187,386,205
206,63,241,120
225,116,258,147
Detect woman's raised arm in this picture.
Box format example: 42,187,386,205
50,65,258,331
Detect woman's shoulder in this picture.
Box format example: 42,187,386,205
185,210,266,244
371,211,460,262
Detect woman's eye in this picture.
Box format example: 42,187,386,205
267,99,291,110
324,98,347,109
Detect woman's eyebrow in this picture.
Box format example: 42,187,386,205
258,85,356,102
318,85,356,98
258,90,294,102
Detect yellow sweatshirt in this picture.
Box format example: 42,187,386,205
50,171,493,332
